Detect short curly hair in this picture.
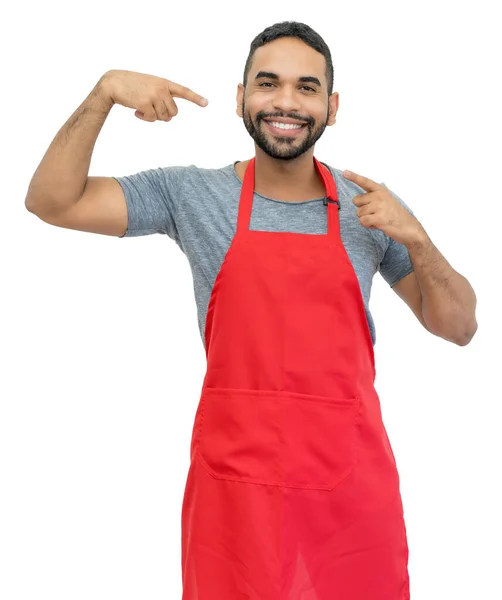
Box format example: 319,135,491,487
243,21,334,96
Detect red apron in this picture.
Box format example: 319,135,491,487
181,157,410,599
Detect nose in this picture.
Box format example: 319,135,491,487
271,85,301,114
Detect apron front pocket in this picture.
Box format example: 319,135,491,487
195,387,361,491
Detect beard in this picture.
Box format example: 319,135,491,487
241,98,329,161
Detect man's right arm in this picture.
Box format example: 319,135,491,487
24,72,129,237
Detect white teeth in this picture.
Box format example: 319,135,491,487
269,121,303,130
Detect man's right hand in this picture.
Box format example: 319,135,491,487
101,69,209,122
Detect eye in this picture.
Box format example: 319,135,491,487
258,82,316,92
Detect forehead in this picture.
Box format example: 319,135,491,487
250,37,326,82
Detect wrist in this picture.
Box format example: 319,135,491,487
404,223,430,251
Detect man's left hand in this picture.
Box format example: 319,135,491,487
343,170,424,246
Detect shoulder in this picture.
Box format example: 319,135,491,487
157,162,238,187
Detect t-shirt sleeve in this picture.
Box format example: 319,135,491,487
112,166,181,240
378,183,416,288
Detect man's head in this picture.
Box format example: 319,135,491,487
236,21,339,161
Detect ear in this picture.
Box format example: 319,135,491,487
236,83,244,118
327,92,339,126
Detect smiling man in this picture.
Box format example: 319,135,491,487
26,19,477,600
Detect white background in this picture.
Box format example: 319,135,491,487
1,1,500,598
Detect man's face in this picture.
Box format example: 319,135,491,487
236,37,339,161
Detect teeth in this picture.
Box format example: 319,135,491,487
270,121,303,130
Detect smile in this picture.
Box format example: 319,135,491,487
263,120,307,137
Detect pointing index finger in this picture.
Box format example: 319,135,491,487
343,170,380,192
169,81,208,106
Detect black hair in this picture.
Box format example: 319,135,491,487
243,21,334,96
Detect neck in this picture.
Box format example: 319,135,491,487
253,147,319,193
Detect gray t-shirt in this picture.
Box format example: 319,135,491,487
113,161,415,348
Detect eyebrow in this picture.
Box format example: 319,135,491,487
254,71,322,88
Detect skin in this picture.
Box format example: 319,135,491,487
235,37,339,201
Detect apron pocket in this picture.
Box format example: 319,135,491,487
195,387,361,491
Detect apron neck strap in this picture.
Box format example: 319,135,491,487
237,157,340,238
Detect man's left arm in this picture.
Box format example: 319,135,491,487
401,228,477,346
343,169,478,346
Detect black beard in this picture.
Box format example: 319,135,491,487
241,99,329,161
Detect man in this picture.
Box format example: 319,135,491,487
25,20,477,600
